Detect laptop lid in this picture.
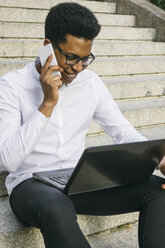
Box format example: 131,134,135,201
33,139,165,195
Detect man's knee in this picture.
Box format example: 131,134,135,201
140,175,165,206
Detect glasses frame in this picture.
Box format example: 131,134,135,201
51,42,95,66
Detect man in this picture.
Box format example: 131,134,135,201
0,3,165,248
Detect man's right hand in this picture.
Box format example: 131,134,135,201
38,55,63,117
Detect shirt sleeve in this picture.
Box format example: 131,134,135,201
93,76,147,144
0,79,49,172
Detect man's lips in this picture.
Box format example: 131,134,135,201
62,70,78,81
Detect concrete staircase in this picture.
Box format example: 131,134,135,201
0,0,165,247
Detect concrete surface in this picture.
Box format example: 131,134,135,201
0,23,156,40
0,8,135,27
1,40,165,58
111,0,165,41
2,55,165,77
0,0,116,13
87,222,138,248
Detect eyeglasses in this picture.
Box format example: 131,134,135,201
52,42,95,66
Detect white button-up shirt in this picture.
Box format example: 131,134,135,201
0,61,146,194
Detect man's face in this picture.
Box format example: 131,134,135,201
53,34,93,84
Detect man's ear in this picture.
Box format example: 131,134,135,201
44,39,51,46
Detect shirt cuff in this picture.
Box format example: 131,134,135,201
29,109,49,129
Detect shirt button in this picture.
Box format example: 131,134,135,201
58,148,62,154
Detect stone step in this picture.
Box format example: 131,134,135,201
87,222,138,248
0,22,156,41
0,0,116,13
95,222,139,248
1,55,165,77
86,124,165,147
0,167,8,196
88,96,165,135
1,40,165,58
96,13,135,27
97,27,155,41
94,41,165,56
0,60,31,77
103,73,165,100
118,96,165,128
0,7,135,27
0,195,138,247
139,125,165,141
89,56,165,76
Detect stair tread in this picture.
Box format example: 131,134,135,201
0,197,24,234
117,96,165,111
86,125,165,146
88,222,138,248
102,74,165,99
96,55,165,61
1,40,165,58
0,0,116,13
1,55,165,63
89,56,165,76
0,8,135,26
102,73,165,84
0,23,156,41
1,57,165,78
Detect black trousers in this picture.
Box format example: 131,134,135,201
9,175,165,248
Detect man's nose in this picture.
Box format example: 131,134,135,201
72,60,84,72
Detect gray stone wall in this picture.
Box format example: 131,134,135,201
107,0,165,41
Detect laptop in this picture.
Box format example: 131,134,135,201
33,139,165,195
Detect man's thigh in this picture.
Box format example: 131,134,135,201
70,175,165,216
9,178,75,227
10,175,165,219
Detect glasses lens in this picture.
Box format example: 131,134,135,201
82,55,95,66
66,54,95,66
66,57,79,65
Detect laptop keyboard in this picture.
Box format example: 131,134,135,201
49,173,72,185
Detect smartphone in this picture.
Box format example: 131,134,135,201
38,43,61,77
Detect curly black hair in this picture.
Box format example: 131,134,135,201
45,2,101,45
